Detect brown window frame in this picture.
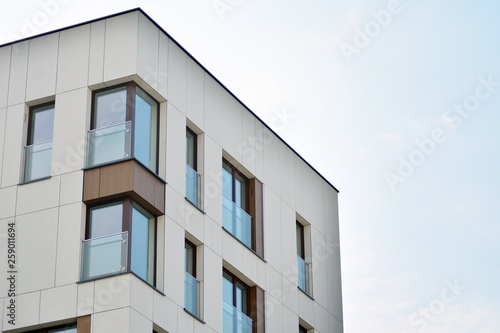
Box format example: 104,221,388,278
84,198,157,286
90,82,160,173
223,269,250,315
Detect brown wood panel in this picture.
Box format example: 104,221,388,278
82,168,101,202
249,285,265,333
99,160,134,197
77,315,91,333
249,178,264,257
83,160,165,215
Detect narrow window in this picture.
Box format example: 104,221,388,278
185,128,201,208
25,323,77,333
24,103,55,182
296,221,312,296
223,270,252,333
184,239,201,317
88,83,158,172
222,160,251,248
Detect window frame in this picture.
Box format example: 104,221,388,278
25,323,77,333
222,159,249,213
84,198,157,286
299,325,308,333
186,127,197,171
185,239,197,277
24,102,55,182
223,269,250,316
89,82,159,173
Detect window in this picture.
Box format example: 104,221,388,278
184,239,201,318
87,83,158,172
24,103,55,182
299,325,308,333
297,221,312,296
223,270,252,333
186,128,201,208
222,160,251,248
81,199,156,286
26,323,77,333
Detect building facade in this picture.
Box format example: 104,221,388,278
0,9,343,333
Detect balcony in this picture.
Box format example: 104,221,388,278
222,196,252,248
184,271,201,317
297,255,312,295
24,141,52,181
186,164,202,209
223,300,252,333
81,232,128,281
86,121,131,168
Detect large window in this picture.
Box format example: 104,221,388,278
87,83,158,172
222,160,251,248
296,221,312,296
184,239,201,318
24,103,55,182
223,270,252,333
186,128,201,208
81,199,156,285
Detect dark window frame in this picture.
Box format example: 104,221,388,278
90,82,160,173
25,323,77,333
27,101,56,146
299,325,308,333
185,239,197,277
223,268,250,315
84,198,157,286
186,127,197,171
223,159,249,213
296,221,305,259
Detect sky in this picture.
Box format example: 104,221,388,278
1,0,500,332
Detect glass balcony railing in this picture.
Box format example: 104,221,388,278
223,300,252,333
86,121,131,167
81,232,128,281
297,255,312,295
222,196,252,248
24,141,52,181
184,271,200,317
186,164,202,209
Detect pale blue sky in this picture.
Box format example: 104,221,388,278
1,0,500,332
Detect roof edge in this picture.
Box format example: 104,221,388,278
0,7,340,193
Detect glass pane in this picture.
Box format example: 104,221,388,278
25,141,52,181
134,88,158,171
236,282,247,313
223,272,233,304
87,121,131,167
89,202,123,238
94,87,127,129
186,130,196,168
81,232,128,280
131,206,154,284
30,104,54,144
235,173,246,209
222,162,233,200
185,241,195,275
223,300,252,333
222,196,252,248
186,164,201,207
297,255,311,295
48,324,77,333
184,271,199,316
296,223,304,258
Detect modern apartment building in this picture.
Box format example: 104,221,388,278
0,8,343,333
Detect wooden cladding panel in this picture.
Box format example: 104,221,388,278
83,160,165,215
249,285,266,333
77,315,91,333
249,178,264,257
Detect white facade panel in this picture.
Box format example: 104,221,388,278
26,33,59,102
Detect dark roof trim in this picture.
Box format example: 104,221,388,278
0,7,339,193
